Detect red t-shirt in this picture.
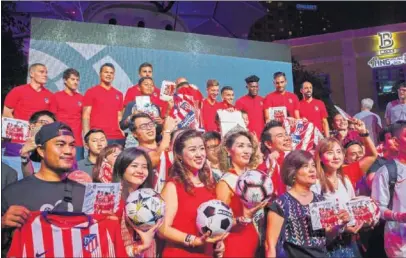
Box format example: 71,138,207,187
4,84,55,120
342,161,364,188
235,95,265,138
263,91,300,118
299,98,328,132
123,84,160,107
217,101,235,110
83,85,124,139
256,152,289,197
52,90,84,146
177,86,203,107
201,98,219,131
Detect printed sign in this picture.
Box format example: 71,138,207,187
160,80,176,101
1,117,30,141
217,110,247,136
268,107,287,122
309,199,340,230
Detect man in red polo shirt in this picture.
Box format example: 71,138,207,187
235,75,264,138
123,62,160,107
83,63,125,146
218,86,236,110
264,71,300,123
299,81,330,137
3,63,54,121
52,68,85,160
201,79,220,131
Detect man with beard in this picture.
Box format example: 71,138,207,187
385,82,406,125
83,63,125,146
264,72,300,122
201,79,220,131
257,120,293,196
124,62,160,107
2,122,85,225
235,75,265,138
299,81,330,137
52,68,84,160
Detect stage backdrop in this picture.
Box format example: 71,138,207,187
28,17,293,99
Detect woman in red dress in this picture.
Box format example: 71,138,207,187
216,129,265,257
159,129,227,257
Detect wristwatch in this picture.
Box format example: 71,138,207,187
237,216,252,225
358,131,369,137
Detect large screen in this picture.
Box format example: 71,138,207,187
29,18,293,99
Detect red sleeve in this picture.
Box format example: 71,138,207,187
48,93,57,114
320,101,328,119
235,98,243,111
293,94,300,111
83,89,94,107
4,87,21,110
263,95,270,109
124,88,134,107
342,161,363,187
7,228,23,257
118,92,124,111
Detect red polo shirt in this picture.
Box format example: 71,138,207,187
217,101,235,110
83,85,124,139
235,95,265,137
201,98,219,131
4,84,55,120
124,84,160,107
264,91,300,118
53,90,84,146
299,98,328,132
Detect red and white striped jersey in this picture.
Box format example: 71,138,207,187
8,211,127,258
171,94,199,129
282,119,324,152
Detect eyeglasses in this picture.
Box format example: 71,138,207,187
136,122,156,130
36,120,51,125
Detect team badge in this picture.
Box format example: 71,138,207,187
116,94,119,100
83,234,98,253
44,97,49,103
260,101,263,106
315,106,319,111
78,101,82,107
288,98,293,104
153,92,158,97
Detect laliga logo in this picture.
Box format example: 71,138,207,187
377,32,397,55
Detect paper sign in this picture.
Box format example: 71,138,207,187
82,183,121,214
268,107,287,122
334,105,353,121
217,110,247,136
309,199,340,230
160,80,176,101
346,197,380,227
1,117,30,141
134,96,160,119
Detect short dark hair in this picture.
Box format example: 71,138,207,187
221,86,233,94
281,150,313,187
240,110,248,116
29,110,57,124
344,140,363,150
138,76,153,86
301,80,312,89
129,113,153,132
393,120,406,138
273,71,286,80
100,63,115,73
138,62,153,73
84,129,106,144
202,131,221,144
260,120,284,155
28,63,46,73
379,125,395,143
63,68,80,80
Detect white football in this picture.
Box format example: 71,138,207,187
125,188,165,231
196,199,233,237
235,170,274,208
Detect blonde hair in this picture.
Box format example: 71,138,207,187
314,137,347,193
218,130,259,172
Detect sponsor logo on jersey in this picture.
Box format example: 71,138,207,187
83,234,98,253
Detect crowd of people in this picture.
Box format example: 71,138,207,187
1,61,406,258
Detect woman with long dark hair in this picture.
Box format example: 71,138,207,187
92,144,123,182
216,129,265,257
113,147,158,257
158,129,227,257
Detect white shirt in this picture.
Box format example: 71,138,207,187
314,177,355,210
371,159,406,257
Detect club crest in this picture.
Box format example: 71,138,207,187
44,97,49,103
78,101,82,107
83,234,98,253
315,106,319,111
288,98,293,104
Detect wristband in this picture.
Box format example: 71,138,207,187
237,216,252,225
359,131,369,137
163,130,172,134
185,234,196,247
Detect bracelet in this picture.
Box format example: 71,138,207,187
21,155,30,164
185,234,196,247
163,130,172,134
359,131,369,137
237,216,252,225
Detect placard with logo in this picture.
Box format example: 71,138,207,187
309,199,340,230
160,80,176,101
1,117,30,141
268,106,287,122
82,183,121,215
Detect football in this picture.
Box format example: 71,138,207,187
125,188,165,231
235,170,274,208
196,199,233,237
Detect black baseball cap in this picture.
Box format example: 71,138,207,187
35,122,74,146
